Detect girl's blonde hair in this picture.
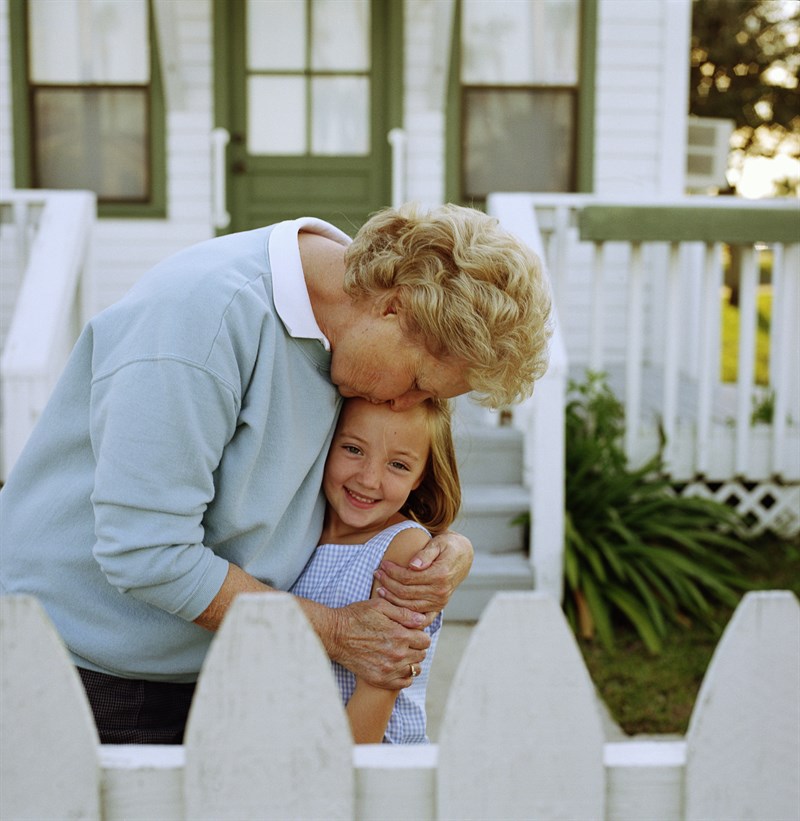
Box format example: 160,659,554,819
345,203,553,408
402,399,460,534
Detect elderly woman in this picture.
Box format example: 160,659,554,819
0,203,551,744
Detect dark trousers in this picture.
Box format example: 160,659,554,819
77,667,196,744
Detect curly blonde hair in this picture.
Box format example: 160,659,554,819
344,203,552,407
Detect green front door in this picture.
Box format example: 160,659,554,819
217,0,401,235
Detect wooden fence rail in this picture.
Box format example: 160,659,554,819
1,590,798,820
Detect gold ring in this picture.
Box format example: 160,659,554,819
410,663,420,678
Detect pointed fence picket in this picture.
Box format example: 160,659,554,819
438,593,605,820
1,590,797,820
685,590,800,820
0,594,100,820
184,593,353,820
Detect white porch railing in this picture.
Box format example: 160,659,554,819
489,193,800,537
2,590,798,820
481,196,569,603
0,190,96,481
387,128,408,209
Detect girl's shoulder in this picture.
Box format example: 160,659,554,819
375,520,431,569
375,519,430,539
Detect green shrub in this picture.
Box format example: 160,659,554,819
562,372,750,654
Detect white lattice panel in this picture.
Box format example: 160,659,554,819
682,480,800,539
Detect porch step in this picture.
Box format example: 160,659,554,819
452,484,529,554
453,425,524,486
449,421,532,619
446,551,534,620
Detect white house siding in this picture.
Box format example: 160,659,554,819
0,1,21,356
403,0,454,207
556,0,692,366
594,0,690,197
0,0,694,323
0,1,12,194
87,0,216,316
398,0,688,409
0,0,216,322
403,0,692,207
400,0,693,370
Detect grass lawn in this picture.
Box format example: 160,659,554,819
578,533,800,736
574,283,791,736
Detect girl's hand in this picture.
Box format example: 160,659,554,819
371,530,473,613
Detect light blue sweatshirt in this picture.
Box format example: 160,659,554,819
0,221,346,681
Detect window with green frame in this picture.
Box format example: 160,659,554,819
447,0,595,204
10,0,165,218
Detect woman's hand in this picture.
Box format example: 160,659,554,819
297,595,430,689
371,530,473,613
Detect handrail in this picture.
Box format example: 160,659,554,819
579,200,799,244
487,192,567,602
0,190,96,478
1,192,94,377
210,127,231,230
387,128,407,209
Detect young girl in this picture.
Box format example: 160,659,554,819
290,396,461,744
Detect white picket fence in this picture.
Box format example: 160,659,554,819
1,590,798,820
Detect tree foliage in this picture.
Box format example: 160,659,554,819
690,0,800,157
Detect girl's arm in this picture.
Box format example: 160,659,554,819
346,526,432,744
373,531,473,614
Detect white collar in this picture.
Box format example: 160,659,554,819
267,218,352,351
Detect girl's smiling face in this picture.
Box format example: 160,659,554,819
321,398,430,543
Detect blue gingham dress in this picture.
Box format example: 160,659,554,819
290,519,442,743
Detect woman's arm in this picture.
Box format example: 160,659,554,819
344,526,432,743
196,562,431,689
372,530,473,613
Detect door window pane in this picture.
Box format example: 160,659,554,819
248,76,306,154
463,89,575,197
33,88,148,199
244,0,372,157
311,0,370,71
29,0,148,83
311,77,369,155
247,0,306,71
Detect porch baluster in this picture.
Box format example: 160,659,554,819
552,204,571,308
769,243,797,480
590,240,605,371
695,242,722,476
662,243,682,470
624,242,644,463
735,245,759,476
12,200,31,272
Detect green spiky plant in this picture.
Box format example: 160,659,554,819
561,372,750,654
